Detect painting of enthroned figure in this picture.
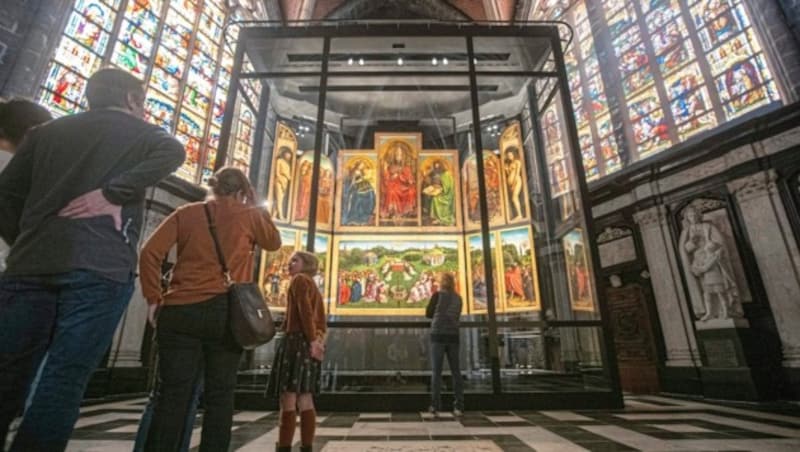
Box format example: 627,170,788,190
378,139,419,226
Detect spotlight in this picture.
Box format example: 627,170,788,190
442,57,449,65
348,57,353,65
397,57,403,66
358,57,364,66
432,57,438,66
473,57,478,65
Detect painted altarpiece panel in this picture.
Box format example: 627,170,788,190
499,226,541,312
258,228,299,313
302,232,331,303
463,152,506,231
266,122,297,224
291,152,334,230
335,151,379,231
466,233,499,314
563,229,596,312
499,121,530,224
377,136,421,227
420,151,462,231
329,235,465,316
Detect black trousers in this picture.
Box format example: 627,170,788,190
145,294,242,452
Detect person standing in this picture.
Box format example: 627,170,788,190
269,251,327,452
0,68,185,451
140,167,280,452
425,272,464,417
0,99,52,273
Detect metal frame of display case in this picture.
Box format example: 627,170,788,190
219,21,623,411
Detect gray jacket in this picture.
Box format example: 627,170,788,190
0,109,185,282
426,290,462,339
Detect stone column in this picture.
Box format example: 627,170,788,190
633,206,701,367
728,170,800,368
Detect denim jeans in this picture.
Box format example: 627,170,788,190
145,294,242,452
0,270,134,451
133,376,202,452
430,339,464,411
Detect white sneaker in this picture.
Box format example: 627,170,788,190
452,409,463,417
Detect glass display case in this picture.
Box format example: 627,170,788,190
221,23,621,410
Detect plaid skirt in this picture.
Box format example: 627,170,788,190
266,332,322,397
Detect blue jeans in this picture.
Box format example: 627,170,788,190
430,340,464,411
0,270,134,451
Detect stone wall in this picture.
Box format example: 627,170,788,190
590,103,800,399
0,0,69,97
777,0,800,44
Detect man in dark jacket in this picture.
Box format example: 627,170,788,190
0,68,185,451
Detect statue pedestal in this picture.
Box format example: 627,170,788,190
696,318,779,400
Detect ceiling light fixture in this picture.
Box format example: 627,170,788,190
358,57,364,66
348,57,353,65
432,57,438,66
397,57,403,66
442,57,449,65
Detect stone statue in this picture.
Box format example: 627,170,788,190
678,206,743,322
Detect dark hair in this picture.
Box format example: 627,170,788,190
208,166,253,198
0,99,52,147
85,68,144,110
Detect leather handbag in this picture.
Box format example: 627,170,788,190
204,203,276,350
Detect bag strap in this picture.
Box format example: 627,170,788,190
203,203,232,286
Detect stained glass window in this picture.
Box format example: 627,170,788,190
536,1,622,181
533,0,781,181
39,0,261,185
599,0,779,160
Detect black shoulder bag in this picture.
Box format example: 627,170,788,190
204,203,276,350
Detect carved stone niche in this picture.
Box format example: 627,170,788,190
674,198,751,326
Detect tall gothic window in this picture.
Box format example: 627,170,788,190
536,0,782,179
39,0,261,184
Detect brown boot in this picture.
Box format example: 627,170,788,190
275,444,291,452
300,446,312,452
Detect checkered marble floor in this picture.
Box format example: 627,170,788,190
8,395,800,451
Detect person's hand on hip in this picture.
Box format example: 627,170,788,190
59,189,122,231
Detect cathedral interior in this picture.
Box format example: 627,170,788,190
3,0,800,432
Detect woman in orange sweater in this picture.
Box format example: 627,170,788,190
139,167,280,452
269,250,327,452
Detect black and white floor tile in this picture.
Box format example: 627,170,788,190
9,395,800,451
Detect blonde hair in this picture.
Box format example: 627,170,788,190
439,272,456,292
208,166,253,198
292,251,319,276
